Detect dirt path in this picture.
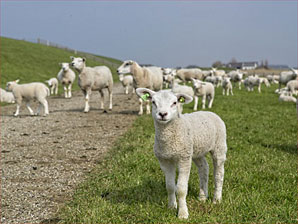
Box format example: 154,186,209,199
1,83,139,223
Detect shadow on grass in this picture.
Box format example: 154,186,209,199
261,143,297,154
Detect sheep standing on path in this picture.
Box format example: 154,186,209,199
0,88,15,103
57,63,76,98
119,74,135,94
136,88,227,219
45,78,59,95
191,79,215,110
70,56,113,112
117,60,163,115
6,80,49,116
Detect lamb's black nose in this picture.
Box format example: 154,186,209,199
159,112,168,119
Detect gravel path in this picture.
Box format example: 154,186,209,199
1,83,139,223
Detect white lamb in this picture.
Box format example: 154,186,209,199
286,79,298,96
136,88,227,219
57,63,76,98
222,77,233,96
0,88,15,103
70,56,113,112
119,74,135,94
191,78,215,110
117,60,163,115
176,68,205,84
45,77,59,95
279,92,297,103
6,80,49,116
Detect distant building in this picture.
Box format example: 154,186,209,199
226,61,258,70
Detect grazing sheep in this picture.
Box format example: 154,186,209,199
259,77,270,87
222,77,233,96
279,69,297,89
191,79,215,110
45,78,59,95
70,56,113,112
6,80,49,116
57,63,76,98
0,88,15,103
162,68,176,88
267,75,279,84
279,92,297,103
176,68,205,84
211,67,226,77
117,60,163,115
119,74,135,94
286,79,298,96
227,70,243,90
136,88,227,219
204,75,222,88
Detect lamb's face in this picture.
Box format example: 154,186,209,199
46,80,52,87
162,68,172,76
6,80,18,91
117,60,133,75
192,80,203,90
61,63,70,72
70,57,85,71
151,90,179,124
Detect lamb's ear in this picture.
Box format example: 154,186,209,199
136,88,155,101
82,57,86,62
15,79,20,83
176,93,193,105
70,56,74,60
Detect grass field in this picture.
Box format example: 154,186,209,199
59,85,297,223
0,37,121,91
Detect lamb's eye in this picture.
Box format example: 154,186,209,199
172,101,177,107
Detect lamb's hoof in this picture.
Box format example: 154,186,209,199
138,112,143,115
199,196,207,202
212,198,221,204
13,114,18,117
178,210,189,219
146,111,151,115
83,110,89,113
168,202,177,209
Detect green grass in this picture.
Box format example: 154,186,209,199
0,36,121,91
59,85,297,223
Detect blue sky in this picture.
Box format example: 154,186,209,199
1,1,297,67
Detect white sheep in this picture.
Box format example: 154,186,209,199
162,68,176,88
70,56,113,112
227,70,243,90
191,79,215,110
279,69,297,89
57,63,76,98
171,81,194,113
244,76,261,92
176,68,205,84
279,92,297,103
117,60,163,115
45,77,59,95
119,74,135,94
0,88,15,103
6,80,49,116
267,75,279,84
222,77,233,96
136,88,227,219
259,77,271,87
286,79,298,96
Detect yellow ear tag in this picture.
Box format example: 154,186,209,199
141,93,150,101
179,97,185,103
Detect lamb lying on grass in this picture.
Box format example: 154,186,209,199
45,78,58,95
136,88,227,219
279,92,297,103
0,88,15,103
6,80,50,116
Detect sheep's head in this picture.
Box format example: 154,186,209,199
70,56,85,71
60,62,70,72
191,78,204,90
117,60,133,75
136,88,192,124
45,80,52,87
6,79,19,91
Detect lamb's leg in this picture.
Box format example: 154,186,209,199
64,85,68,98
222,88,225,95
193,96,198,111
99,90,105,110
211,153,226,203
208,95,213,108
238,81,241,90
258,84,261,93
146,100,150,114
193,157,209,201
68,84,72,98
132,87,135,94
125,86,128,95
138,98,143,115
14,104,21,117
231,88,234,96
55,85,58,95
50,86,54,95
83,89,91,113
227,88,229,96
41,99,49,116
26,102,34,116
108,89,113,110
177,158,192,219
202,95,206,109
158,158,177,209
